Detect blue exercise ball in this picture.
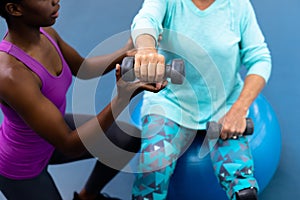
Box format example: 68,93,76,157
130,94,281,199
165,94,282,200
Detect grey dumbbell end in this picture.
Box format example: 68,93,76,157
121,56,135,82
165,59,185,84
170,59,185,84
206,121,222,140
245,118,254,135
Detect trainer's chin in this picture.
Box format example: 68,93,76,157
47,18,58,26
46,21,56,27
50,13,59,23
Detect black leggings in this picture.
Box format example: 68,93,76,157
0,114,141,200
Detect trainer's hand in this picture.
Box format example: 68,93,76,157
124,37,137,57
115,64,167,100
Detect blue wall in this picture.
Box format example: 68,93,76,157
0,0,299,199
252,0,300,199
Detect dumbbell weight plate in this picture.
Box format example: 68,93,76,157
170,59,185,84
121,57,135,81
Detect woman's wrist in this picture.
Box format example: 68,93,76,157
135,34,157,51
136,47,157,54
231,101,249,117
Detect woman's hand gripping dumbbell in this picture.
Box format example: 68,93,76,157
120,56,185,84
206,118,254,140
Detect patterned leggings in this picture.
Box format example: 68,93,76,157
132,114,258,200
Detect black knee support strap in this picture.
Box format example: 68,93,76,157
235,187,258,200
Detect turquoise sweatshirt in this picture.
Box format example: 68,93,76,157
131,0,272,130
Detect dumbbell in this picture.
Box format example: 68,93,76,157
206,118,254,140
120,56,185,84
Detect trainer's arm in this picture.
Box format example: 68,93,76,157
44,27,134,79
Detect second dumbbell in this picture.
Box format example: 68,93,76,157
120,56,185,84
206,118,254,140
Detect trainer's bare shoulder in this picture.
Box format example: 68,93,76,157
0,52,41,105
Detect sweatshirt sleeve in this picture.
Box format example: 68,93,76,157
239,0,272,82
131,0,167,46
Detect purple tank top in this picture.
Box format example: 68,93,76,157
0,28,72,179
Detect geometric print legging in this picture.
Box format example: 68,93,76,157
132,114,258,200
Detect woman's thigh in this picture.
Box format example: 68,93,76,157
139,114,196,171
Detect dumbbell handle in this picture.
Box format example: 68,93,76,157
206,118,254,140
120,56,184,84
